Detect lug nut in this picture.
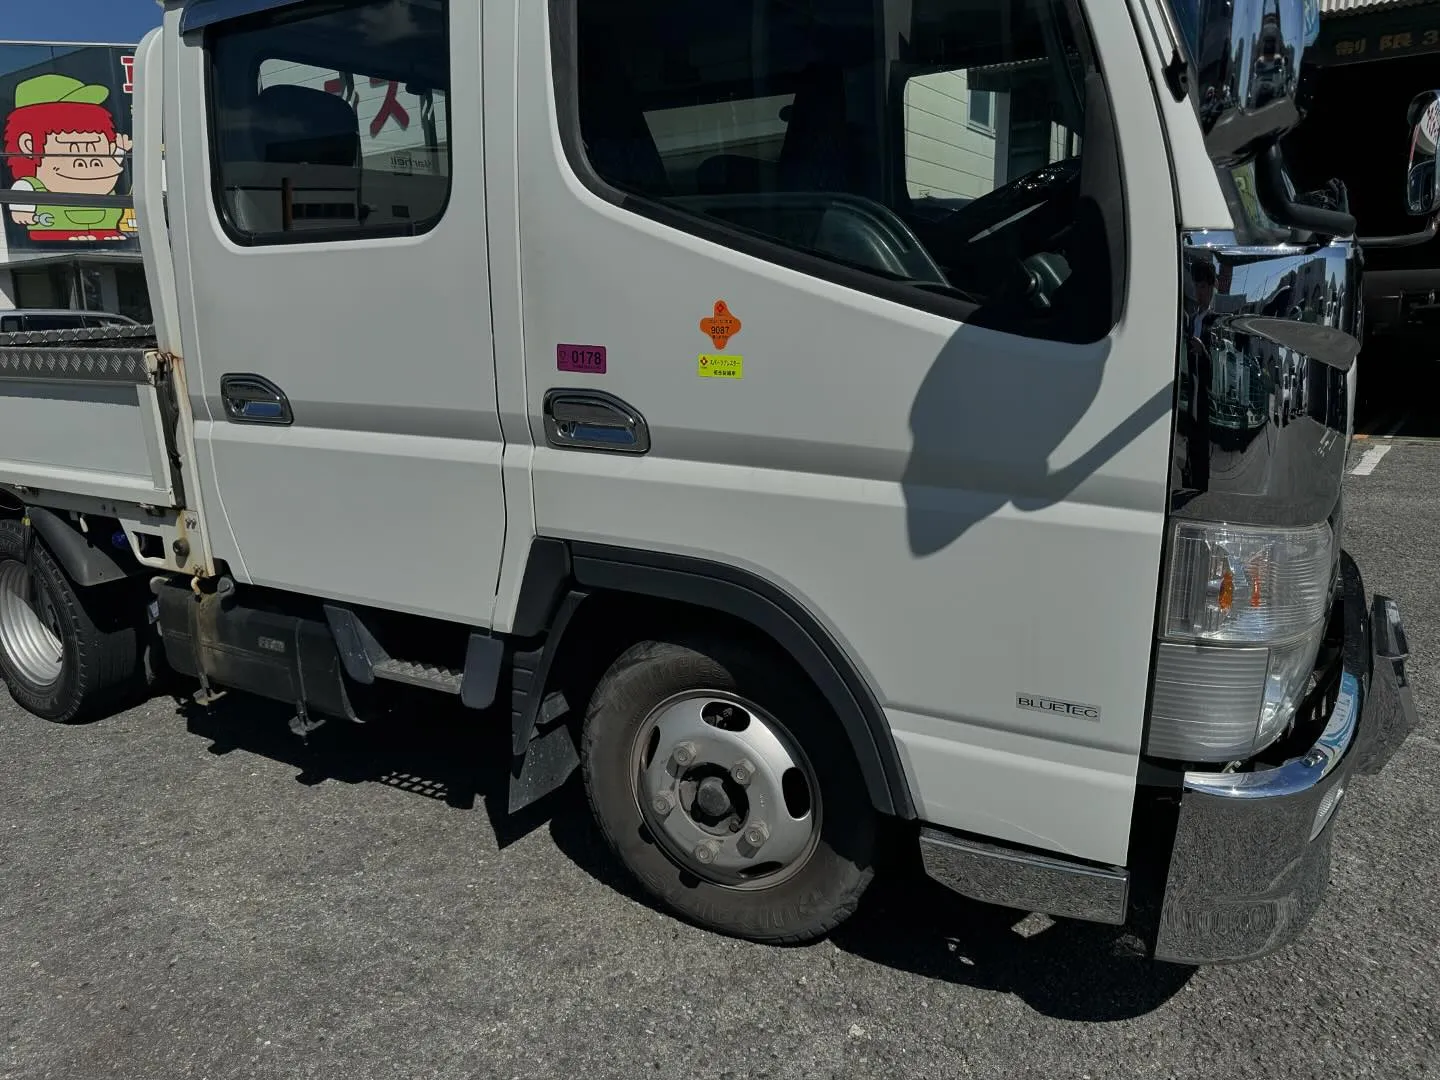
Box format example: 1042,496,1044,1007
730,759,755,786
743,821,770,848
652,791,676,816
672,741,698,768
693,840,720,865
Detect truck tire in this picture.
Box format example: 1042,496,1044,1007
581,634,877,943
0,519,141,723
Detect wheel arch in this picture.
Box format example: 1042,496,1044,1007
521,539,915,820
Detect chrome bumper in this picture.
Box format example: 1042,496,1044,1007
1155,554,1418,964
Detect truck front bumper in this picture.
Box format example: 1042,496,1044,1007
1154,553,1418,964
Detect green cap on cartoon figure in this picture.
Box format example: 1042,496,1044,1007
14,74,111,109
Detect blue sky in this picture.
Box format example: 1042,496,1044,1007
5,0,163,45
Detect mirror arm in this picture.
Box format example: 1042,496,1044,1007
1359,215,1440,249
1255,144,1358,241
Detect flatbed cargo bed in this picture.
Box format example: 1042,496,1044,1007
0,323,181,508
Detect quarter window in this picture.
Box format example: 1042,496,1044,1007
207,0,451,245
567,0,1113,342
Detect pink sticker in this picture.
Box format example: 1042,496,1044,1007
557,344,607,374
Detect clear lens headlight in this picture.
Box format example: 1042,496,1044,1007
1148,521,1335,762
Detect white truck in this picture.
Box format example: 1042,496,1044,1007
0,0,1423,963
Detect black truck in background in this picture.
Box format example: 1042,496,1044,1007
1285,19,1440,357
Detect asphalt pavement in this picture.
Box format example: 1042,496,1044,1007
2,443,1438,1080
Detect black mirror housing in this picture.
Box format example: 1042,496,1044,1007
1405,90,1440,217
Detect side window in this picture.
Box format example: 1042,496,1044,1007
566,0,1111,343
0,316,21,332
208,0,451,245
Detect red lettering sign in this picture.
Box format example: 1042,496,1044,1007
323,73,360,109
369,78,410,136
121,55,135,94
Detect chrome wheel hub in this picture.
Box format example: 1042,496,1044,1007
0,559,63,688
633,691,820,889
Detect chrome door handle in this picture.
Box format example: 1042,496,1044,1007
221,373,292,425
543,389,650,453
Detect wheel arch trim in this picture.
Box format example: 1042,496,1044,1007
558,541,915,820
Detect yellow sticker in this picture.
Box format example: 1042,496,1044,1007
698,354,743,379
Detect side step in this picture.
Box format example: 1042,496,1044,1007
324,604,502,708
372,659,463,694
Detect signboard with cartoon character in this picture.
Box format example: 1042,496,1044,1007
0,44,137,253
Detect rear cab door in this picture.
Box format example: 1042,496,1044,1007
168,0,507,625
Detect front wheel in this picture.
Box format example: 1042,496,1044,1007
0,518,142,722
581,634,876,943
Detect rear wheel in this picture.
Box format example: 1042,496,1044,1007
0,518,142,723
581,634,876,943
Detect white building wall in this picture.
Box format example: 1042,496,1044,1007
645,95,793,163
903,71,999,200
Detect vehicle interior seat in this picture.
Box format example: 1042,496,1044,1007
226,84,363,235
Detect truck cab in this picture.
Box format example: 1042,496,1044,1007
0,0,1418,963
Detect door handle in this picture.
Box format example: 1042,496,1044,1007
543,389,650,454
221,373,293,425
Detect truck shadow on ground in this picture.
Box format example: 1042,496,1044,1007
176,691,1194,1024
829,873,1194,1022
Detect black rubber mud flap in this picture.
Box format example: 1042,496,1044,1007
25,506,138,588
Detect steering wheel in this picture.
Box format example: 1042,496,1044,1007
930,157,1083,309
939,157,1083,245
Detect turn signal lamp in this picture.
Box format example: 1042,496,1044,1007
1147,522,1334,761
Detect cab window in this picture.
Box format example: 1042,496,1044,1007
563,0,1117,343
207,0,451,245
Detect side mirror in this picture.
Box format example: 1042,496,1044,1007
1187,0,1360,237
1405,90,1440,216
1359,90,1440,249
1189,0,1314,166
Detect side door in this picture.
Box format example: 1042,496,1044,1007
517,0,1179,866
170,0,506,626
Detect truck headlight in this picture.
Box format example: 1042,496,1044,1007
1146,521,1334,762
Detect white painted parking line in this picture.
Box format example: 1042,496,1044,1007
1350,442,1393,476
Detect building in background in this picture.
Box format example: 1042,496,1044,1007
0,41,150,322
1285,0,1440,348
903,66,1074,203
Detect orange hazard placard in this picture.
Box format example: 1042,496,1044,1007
700,300,742,351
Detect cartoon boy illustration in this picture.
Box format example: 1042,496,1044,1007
4,74,133,242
